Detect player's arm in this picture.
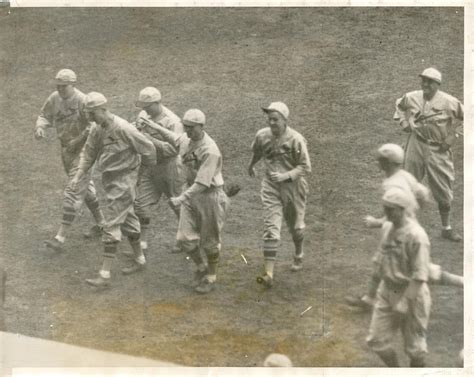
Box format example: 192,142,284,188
71,128,100,190
138,117,180,148
248,136,262,177
394,238,430,314
123,125,157,167
270,138,311,183
393,95,412,133
442,99,464,150
170,152,218,207
35,95,54,139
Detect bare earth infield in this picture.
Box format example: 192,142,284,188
0,7,463,367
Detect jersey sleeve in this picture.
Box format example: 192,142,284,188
78,125,101,173
287,136,311,181
35,94,55,130
195,152,220,187
409,234,430,282
122,124,157,167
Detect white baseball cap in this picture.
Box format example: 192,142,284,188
135,87,162,108
377,143,404,164
263,353,293,367
55,69,77,85
419,67,442,84
382,187,413,209
183,109,206,126
84,92,107,111
262,101,289,120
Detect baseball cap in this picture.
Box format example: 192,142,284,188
54,69,77,85
263,353,293,367
183,109,206,126
382,187,413,209
135,87,162,108
377,143,404,164
262,102,289,120
84,92,107,111
419,67,442,84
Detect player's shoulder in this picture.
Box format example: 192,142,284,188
255,127,272,139
162,106,182,122
406,218,429,244
404,90,423,99
286,127,307,143
436,90,462,105
202,132,221,155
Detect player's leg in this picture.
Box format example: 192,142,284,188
135,170,159,252
426,149,460,241
282,179,308,271
45,153,92,250
197,188,229,294
403,134,426,182
83,177,106,238
85,174,134,286
165,170,187,253
402,283,431,367
366,283,400,366
176,199,206,284
258,180,283,287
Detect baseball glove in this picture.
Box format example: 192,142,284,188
224,183,241,198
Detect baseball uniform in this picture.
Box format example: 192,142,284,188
78,115,156,245
251,126,311,263
177,131,228,257
36,88,103,227
134,107,186,228
367,218,431,363
394,90,463,208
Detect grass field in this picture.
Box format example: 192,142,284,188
0,7,464,367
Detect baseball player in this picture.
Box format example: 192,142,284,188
346,144,463,309
143,109,228,294
70,92,156,288
394,67,464,242
248,102,311,288
133,87,185,253
366,187,431,367
35,69,105,252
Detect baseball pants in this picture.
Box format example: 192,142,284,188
404,134,454,207
101,168,141,243
260,177,308,258
366,280,431,360
176,187,228,254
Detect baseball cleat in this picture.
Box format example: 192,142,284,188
121,262,145,275
441,229,462,242
170,244,183,254
195,278,215,294
256,274,273,288
44,238,64,252
192,268,209,287
85,276,110,288
290,258,303,272
83,225,103,239
345,295,374,311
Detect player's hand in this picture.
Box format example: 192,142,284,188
248,165,256,178
34,128,45,140
169,196,183,208
269,172,288,183
394,296,409,315
438,142,451,153
364,215,382,228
